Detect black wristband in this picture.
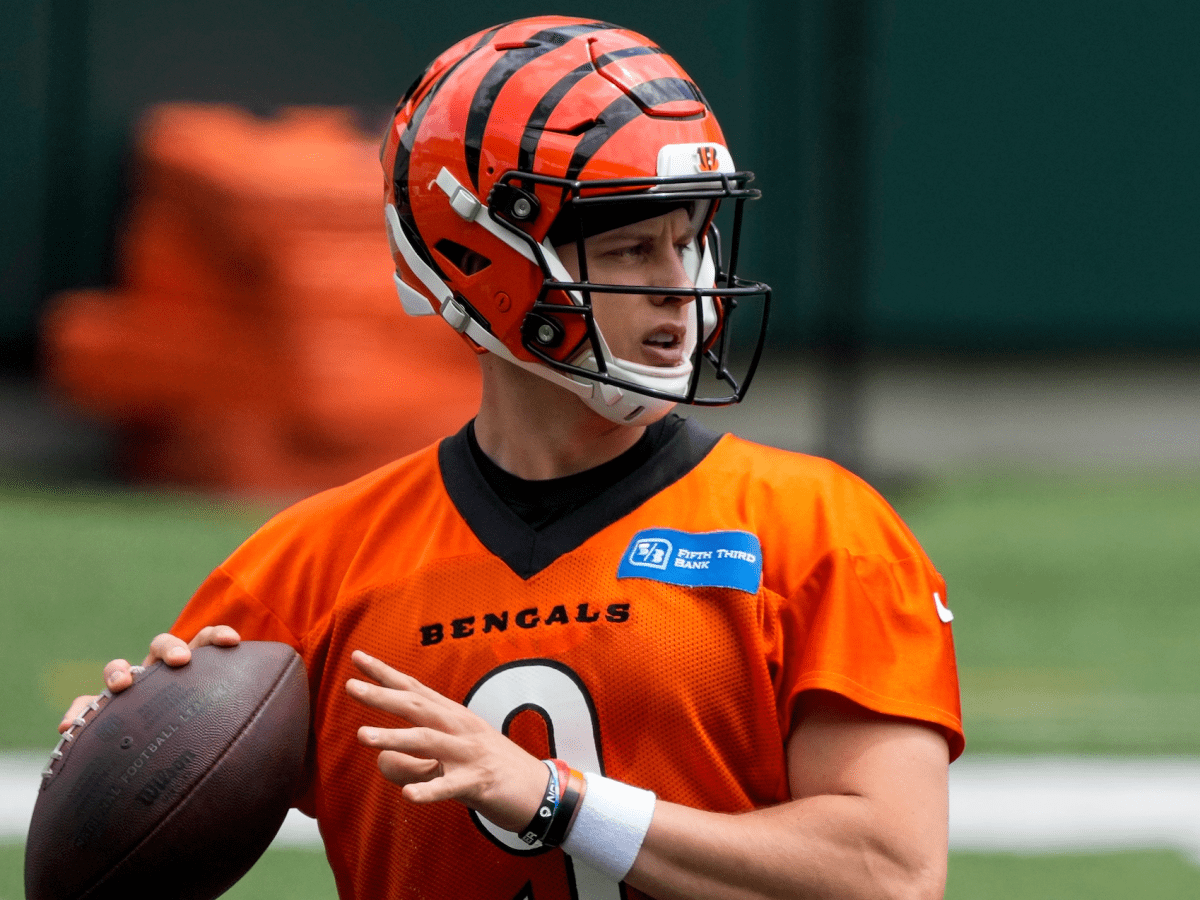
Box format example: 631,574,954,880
541,765,583,848
517,760,560,845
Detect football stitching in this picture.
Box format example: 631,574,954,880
41,665,148,782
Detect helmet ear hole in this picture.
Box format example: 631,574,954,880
434,239,492,276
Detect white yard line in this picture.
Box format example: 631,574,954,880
3,752,1200,858
0,750,324,849
949,756,1200,861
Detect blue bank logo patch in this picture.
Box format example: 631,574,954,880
618,529,762,594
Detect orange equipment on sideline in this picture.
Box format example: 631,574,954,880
43,104,481,495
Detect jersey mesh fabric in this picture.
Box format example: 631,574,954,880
173,432,962,900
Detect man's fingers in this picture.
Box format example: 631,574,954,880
190,625,241,649
369,743,474,808
402,769,472,806
347,678,464,734
352,680,548,832
350,651,467,726
144,633,190,667
359,723,458,760
102,658,135,691
374,749,442,787
57,625,242,736
143,626,241,668
352,651,445,703
59,652,140,732
58,695,99,734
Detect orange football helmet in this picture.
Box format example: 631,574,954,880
381,16,770,423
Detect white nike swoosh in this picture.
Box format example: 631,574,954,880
933,591,954,623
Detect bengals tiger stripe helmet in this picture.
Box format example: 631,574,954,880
381,15,771,424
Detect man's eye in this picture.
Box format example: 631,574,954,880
611,243,650,259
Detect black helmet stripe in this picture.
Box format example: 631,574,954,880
515,46,665,178
563,77,711,181
629,77,706,114
592,45,665,67
390,24,505,270
464,21,617,190
391,23,505,196
517,63,594,175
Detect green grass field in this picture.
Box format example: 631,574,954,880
3,468,1198,897
893,470,1200,755
4,843,1200,900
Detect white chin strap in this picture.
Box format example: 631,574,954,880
384,166,720,425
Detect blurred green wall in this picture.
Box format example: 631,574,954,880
875,1,1200,351
2,1,1197,371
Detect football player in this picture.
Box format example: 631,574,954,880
66,16,962,900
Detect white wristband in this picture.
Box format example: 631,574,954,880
560,773,656,882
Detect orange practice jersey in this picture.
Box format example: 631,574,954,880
173,418,963,900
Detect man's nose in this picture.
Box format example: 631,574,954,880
649,247,695,305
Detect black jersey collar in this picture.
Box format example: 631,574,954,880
438,416,722,579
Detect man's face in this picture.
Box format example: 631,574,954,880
555,207,701,370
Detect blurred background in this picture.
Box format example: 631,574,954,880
2,1,1198,897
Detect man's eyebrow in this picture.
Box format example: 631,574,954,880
590,225,658,244
592,215,696,244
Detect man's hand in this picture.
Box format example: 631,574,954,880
346,650,549,834
57,626,241,734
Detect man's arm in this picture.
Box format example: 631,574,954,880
626,690,949,900
349,654,950,900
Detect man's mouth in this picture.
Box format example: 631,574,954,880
645,330,679,349
640,325,689,366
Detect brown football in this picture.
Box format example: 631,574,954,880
25,640,310,900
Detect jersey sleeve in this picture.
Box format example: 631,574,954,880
170,487,368,817
761,464,965,761
172,564,303,648
170,471,376,653
170,504,337,654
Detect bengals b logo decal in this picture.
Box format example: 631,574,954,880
696,146,719,172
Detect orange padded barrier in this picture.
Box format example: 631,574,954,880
44,104,481,495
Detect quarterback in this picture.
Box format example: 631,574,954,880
66,17,963,900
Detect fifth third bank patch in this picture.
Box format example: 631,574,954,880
617,528,762,594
